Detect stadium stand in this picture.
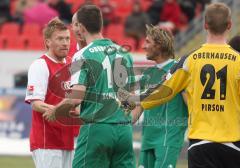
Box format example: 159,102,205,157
22,23,41,36
0,0,210,51
176,0,239,58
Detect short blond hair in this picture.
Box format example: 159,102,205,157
43,17,68,39
146,25,175,58
205,2,231,35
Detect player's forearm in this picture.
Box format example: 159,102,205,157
181,92,188,105
31,100,54,113
140,85,175,110
66,85,86,102
57,98,82,108
141,69,189,109
132,106,143,124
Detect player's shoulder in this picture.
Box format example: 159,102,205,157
116,44,133,60
28,57,49,76
169,47,200,74
72,43,92,61
144,65,159,74
170,55,190,74
30,57,47,69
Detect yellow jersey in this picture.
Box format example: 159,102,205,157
141,44,240,142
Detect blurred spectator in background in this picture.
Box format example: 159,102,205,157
12,0,38,24
159,0,186,34
69,0,94,13
146,0,163,25
23,1,58,27
229,35,240,52
81,0,94,6
179,0,196,22
196,0,211,11
99,0,116,29
124,1,150,50
0,0,11,24
46,0,73,24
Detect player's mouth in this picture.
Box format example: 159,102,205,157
60,48,69,51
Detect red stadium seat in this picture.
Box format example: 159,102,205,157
5,36,25,50
116,37,136,51
141,0,153,11
105,24,139,51
27,35,44,50
0,22,20,37
106,24,124,41
136,38,145,52
114,0,132,21
22,23,41,36
66,0,85,13
0,36,5,49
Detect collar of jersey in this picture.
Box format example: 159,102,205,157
156,59,174,72
92,38,111,44
44,53,66,64
202,43,230,48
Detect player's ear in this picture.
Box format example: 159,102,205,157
204,22,209,30
45,38,51,50
79,23,87,34
227,20,232,30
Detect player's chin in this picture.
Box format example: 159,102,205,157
76,36,83,41
56,53,67,59
146,54,154,61
58,50,69,56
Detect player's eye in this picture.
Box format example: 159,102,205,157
58,37,63,40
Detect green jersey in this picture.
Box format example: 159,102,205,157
71,39,134,124
140,60,188,150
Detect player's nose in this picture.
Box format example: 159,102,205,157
142,41,147,50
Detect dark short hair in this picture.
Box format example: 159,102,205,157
77,5,103,34
229,35,240,52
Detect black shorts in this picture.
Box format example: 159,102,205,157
188,139,240,168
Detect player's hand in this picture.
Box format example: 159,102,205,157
69,106,80,117
43,105,56,121
121,100,137,116
117,88,137,115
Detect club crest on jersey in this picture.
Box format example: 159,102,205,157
27,85,34,96
61,81,71,90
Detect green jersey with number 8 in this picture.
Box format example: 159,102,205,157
71,39,135,124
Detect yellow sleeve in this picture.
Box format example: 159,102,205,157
141,68,190,109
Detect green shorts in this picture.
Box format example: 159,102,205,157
138,146,181,168
73,123,135,168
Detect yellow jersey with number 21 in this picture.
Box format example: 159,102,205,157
141,44,240,143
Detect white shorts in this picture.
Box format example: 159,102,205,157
32,149,74,168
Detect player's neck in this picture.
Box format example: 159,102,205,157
206,33,227,45
77,40,86,49
85,33,103,45
155,56,169,64
47,52,65,63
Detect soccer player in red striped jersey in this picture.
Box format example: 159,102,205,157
25,18,74,168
